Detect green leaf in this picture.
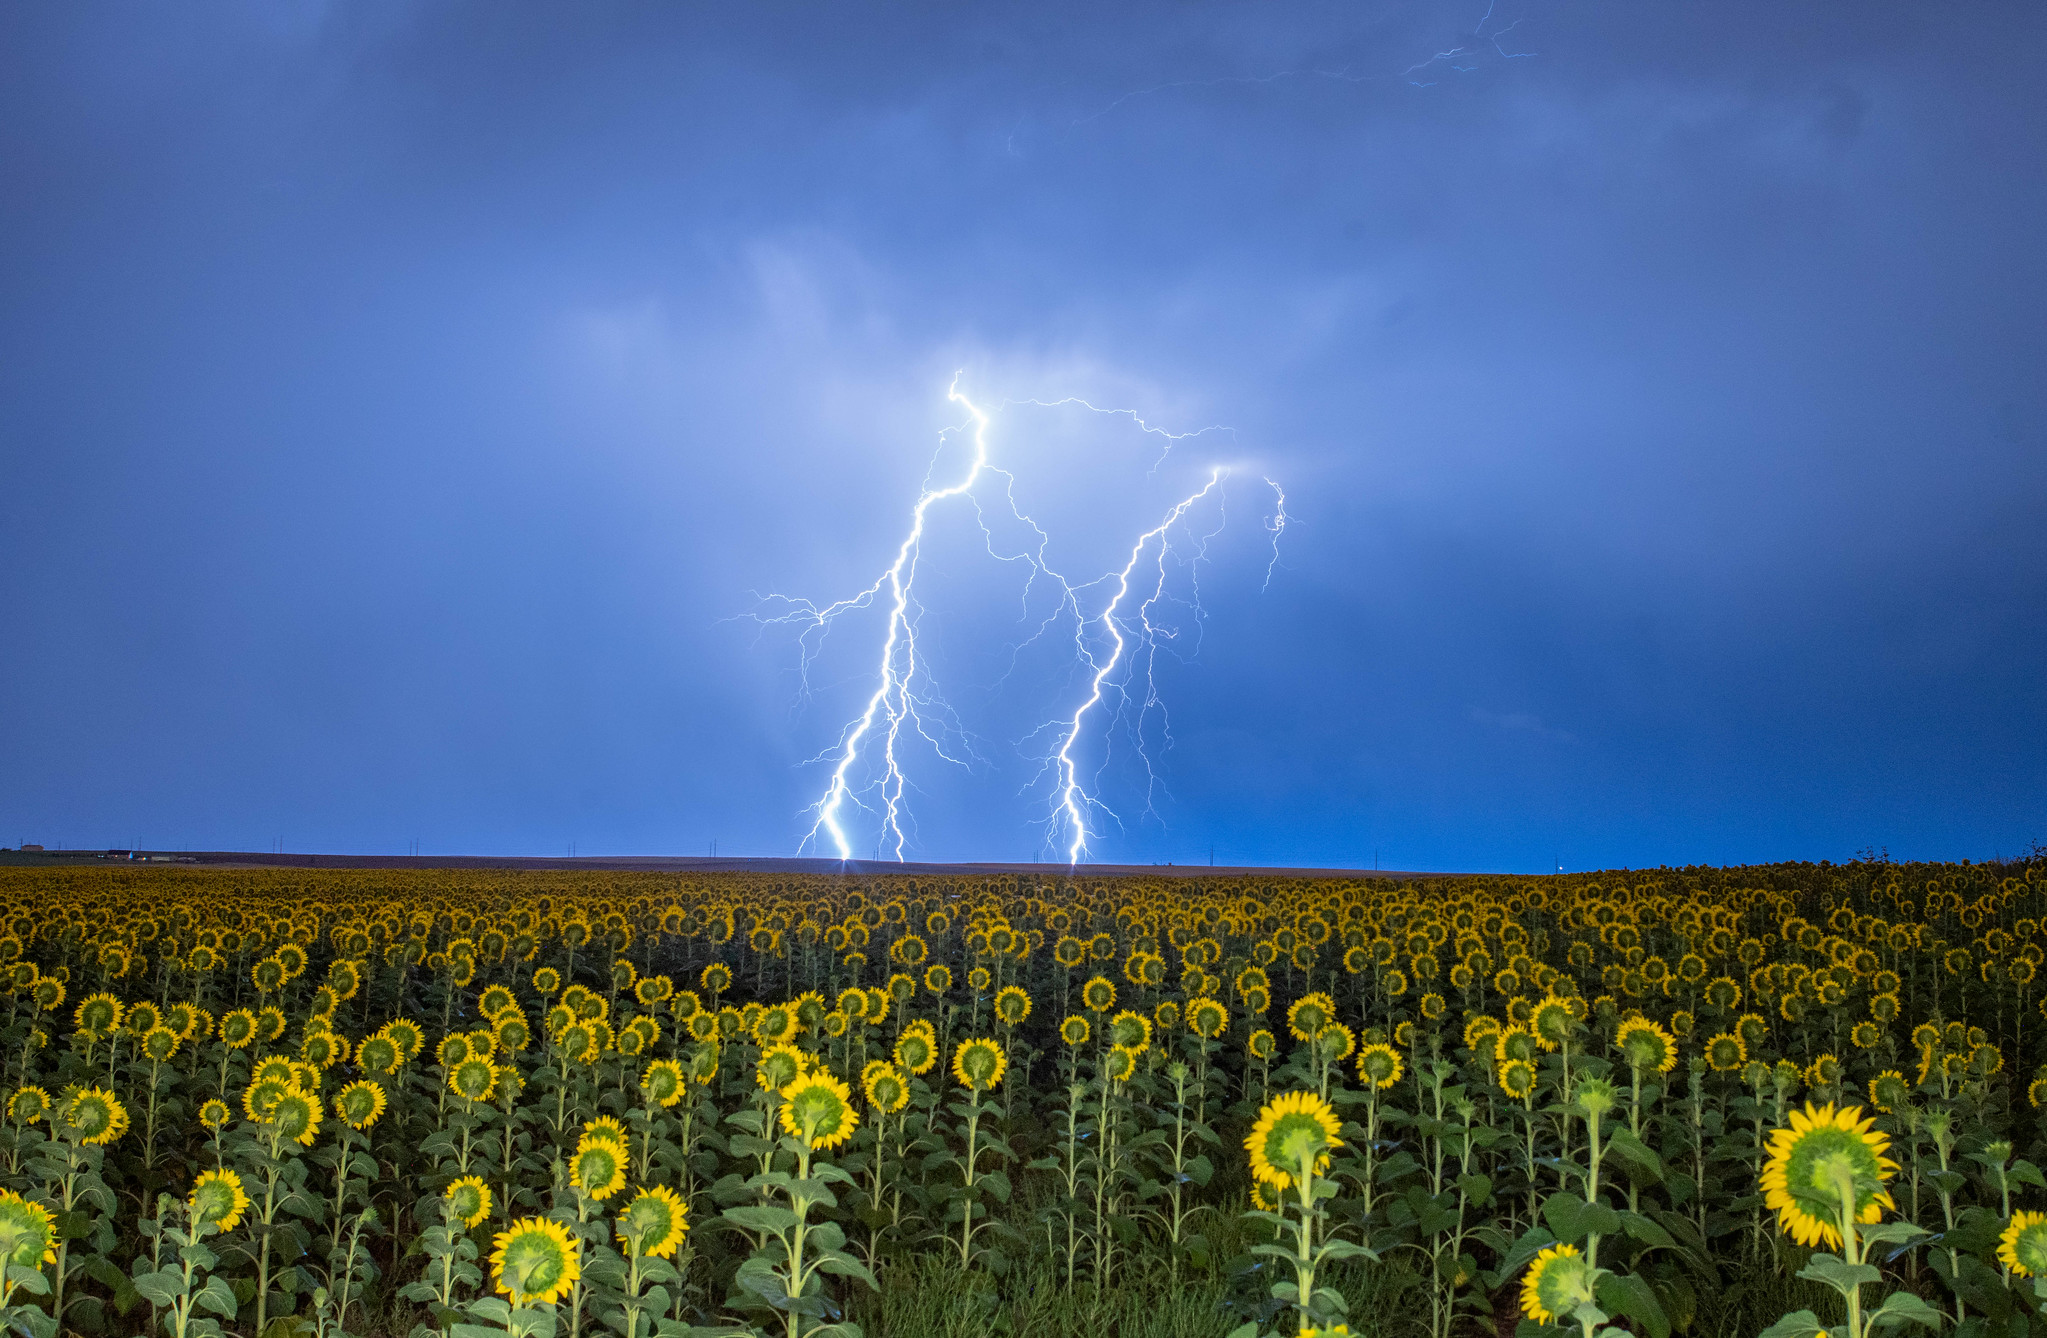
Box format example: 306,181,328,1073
1606,1128,1665,1181
1798,1253,1882,1294
721,1205,800,1233
1596,1270,1671,1338
1618,1212,1675,1249
1756,1311,1828,1338
130,1270,182,1308
1866,1291,1943,1332
1543,1193,1591,1243
197,1274,238,1319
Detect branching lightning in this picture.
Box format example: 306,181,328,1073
752,378,1287,864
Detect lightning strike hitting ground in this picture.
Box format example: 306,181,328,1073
754,379,1286,863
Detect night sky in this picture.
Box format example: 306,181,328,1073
3,2,2042,871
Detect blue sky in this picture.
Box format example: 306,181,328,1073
2,1,2041,871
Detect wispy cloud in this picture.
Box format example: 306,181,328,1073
1468,707,1577,744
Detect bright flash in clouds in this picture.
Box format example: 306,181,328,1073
751,378,1286,863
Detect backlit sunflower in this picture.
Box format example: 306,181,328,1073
0,1190,57,1267
1059,1015,1090,1048
198,1098,230,1132
756,1043,808,1091
1081,975,1116,1013
1248,1029,1276,1061
445,1175,492,1229
582,1115,630,1151
1998,1210,2047,1278
1357,1042,1402,1089
573,1138,627,1201
1187,997,1228,1040
1531,997,1577,1051
617,1185,688,1260
268,1088,323,1147
1285,992,1335,1041
1103,1044,1139,1084
187,1169,249,1235
1108,1010,1152,1054
1705,1033,1746,1073
1519,1243,1594,1325
640,1058,685,1108
923,965,951,994
61,1087,127,1145
952,1037,1008,1092
7,1087,49,1126
335,1080,387,1130
780,1071,859,1151
993,985,1032,1027
1498,1058,1537,1100
1615,1017,1677,1074
861,1061,908,1114
450,1058,498,1103
219,1009,258,1050
1869,1070,1911,1114
492,1217,581,1306
1245,1091,1342,1192
1760,1102,1897,1248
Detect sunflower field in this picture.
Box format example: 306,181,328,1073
0,858,2044,1338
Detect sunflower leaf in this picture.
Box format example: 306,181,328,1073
1797,1252,1882,1293
1865,1290,1943,1331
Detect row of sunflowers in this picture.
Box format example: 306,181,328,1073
0,858,2040,1338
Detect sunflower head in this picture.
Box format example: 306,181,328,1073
861,1061,908,1114
1999,1211,2047,1278
582,1115,630,1151
994,986,1032,1027
1357,1043,1403,1090
618,1186,689,1260
1615,1017,1677,1074
1705,1033,1746,1073
7,1087,49,1126
573,1138,627,1201
1246,1090,1342,1191
1519,1243,1594,1325
1103,1044,1140,1084
1531,997,1577,1050
1109,1010,1152,1053
268,1088,323,1147
335,1080,387,1130
952,1038,1008,1092
0,1190,57,1268
1498,1058,1537,1100
640,1059,685,1108
1760,1102,1898,1249
1187,997,1228,1040
445,1175,492,1230
491,1217,581,1307
756,1043,808,1091
780,1072,860,1151
187,1169,250,1236
1059,1015,1090,1048
1248,1028,1276,1061
450,1058,498,1104
61,1087,127,1146
1869,1070,1911,1114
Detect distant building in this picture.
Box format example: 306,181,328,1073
19,844,42,852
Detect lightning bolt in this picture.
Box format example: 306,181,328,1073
754,378,1287,864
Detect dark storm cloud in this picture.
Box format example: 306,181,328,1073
1,1,2041,869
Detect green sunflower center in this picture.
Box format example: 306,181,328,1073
1261,1111,1331,1174
1788,1129,1884,1211
503,1232,567,1296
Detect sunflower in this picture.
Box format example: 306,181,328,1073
1850,1021,1881,1050
184,1168,250,1235
1314,1022,1356,1066
780,1072,860,1151
582,1115,630,1151
993,985,1032,1027
1519,1243,1594,1325
861,1061,908,1114
1615,1017,1677,1074
61,1087,127,1145
445,1175,492,1229
382,1018,425,1061
1804,1054,1844,1090
923,964,952,994
332,1079,385,1130
1498,1058,1537,1100
1705,1033,1746,1073
73,993,121,1035
1108,1010,1152,1054
1999,1211,2047,1278
1103,1044,1139,1084
478,985,517,1018
1081,976,1117,1013
640,1059,685,1108
268,1088,324,1147
7,1087,49,1126
491,1217,581,1306
756,1043,808,1091
1285,992,1335,1041
572,1138,627,1201
1186,997,1228,1040
1355,1042,1403,1089
1248,1029,1277,1061
1245,1091,1342,1191
1059,1015,1090,1047
0,1190,56,1268
952,1038,1008,1092
449,1058,498,1103
1760,1102,1897,1248
617,1186,689,1260
1531,997,1577,1051
219,1009,258,1050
